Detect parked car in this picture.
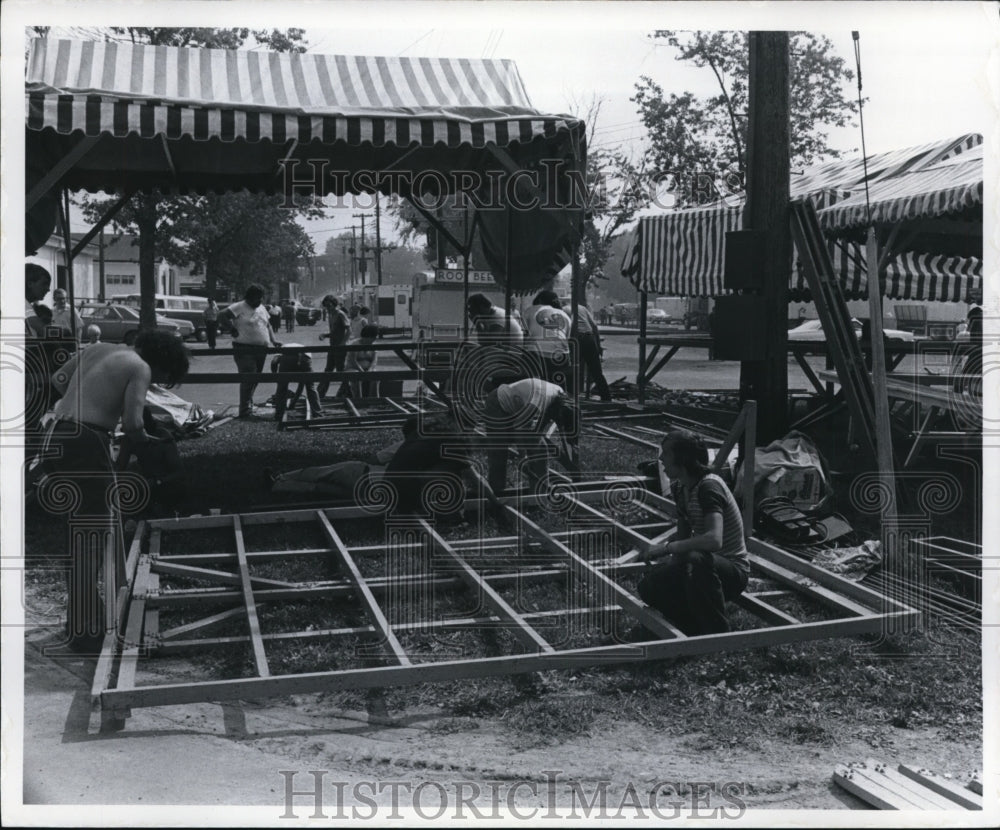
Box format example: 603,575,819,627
292,301,322,326
119,293,209,341
79,303,194,344
787,318,915,343
646,308,671,325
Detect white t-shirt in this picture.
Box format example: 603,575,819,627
495,378,565,426
523,304,571,357
225,300,273,346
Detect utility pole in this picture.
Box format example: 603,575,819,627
342,244,349,293
375,198,383,286
98,225,106,302
352,213,368,286
740,30,791,444
350,226,358,290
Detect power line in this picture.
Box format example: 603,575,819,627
397,29,435,57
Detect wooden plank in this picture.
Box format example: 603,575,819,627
314,511,411,666
833,763,916,810
158,607,250,642
233,515,270,678
749,537,912,613
102,613,904,710
564,496,665,552
509,507,687,640
591,423,661,450
152,560,298,589
896,765,982,809
419,520,553,654
344,397,361,418
116,531,160,692
733,594,799,626
91,520,146,704
915,536,983,557
864,760,963,809
748,553,876,618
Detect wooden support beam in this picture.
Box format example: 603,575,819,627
315,511,411,666
734,594,799,627
116,530,161,693
419,520,553,654
101,613,905,710
233,515,270,677
26,136,101,210
91,520,146,705
158,607,251,642
509,507,687,640
151,560,298,589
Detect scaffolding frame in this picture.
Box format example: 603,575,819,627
93,482,916,730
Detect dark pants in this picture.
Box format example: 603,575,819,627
233,343,269,416
578,333,611,400
205,320,218,349
637,552,748,636
284,317,295,332
40,420,119,651
274,354,322,420
317,347,346,398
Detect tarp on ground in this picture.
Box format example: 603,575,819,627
620,134,982,303
25,37,586,293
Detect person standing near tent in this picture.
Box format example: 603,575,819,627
466,293,523,345
218,283,281,418
41,330,190,653
636,430,749,637
318,295,351,398
522,290,573,392
575,302,612,401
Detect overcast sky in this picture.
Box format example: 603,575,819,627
10,1,998,251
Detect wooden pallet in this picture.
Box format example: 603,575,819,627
834,760,983,810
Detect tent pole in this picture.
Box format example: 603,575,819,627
463,208,472,340
638,291,648,405
59,189,77,340
69,190,134,262
865,228,900,597
504,208,512,334
571,239,581,398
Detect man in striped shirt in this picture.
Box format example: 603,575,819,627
637,430,749,636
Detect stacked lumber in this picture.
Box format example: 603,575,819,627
833,759,982,810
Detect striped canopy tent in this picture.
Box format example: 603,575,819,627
620,134,982,303
25,37,587,293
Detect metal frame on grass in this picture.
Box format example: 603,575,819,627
93,482,916,730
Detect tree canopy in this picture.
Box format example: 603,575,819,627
632,31,859,205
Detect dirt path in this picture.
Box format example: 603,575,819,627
20,629,981,815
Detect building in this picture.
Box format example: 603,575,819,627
27,233,195,303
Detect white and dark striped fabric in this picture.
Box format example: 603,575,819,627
817,145,983,231
25,37,579,148
621,134,983,304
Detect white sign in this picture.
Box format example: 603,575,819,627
434,269,495,285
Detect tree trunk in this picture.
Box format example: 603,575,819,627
137,195,159,331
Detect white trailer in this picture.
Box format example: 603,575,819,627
350,284,413,334
412,269,506,341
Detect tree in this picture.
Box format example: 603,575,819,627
69,26,307,327
632,31,859,205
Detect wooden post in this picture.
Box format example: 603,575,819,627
865,229,898,555
638,290,648,405
741,31,791,443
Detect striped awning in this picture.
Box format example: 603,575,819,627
25,37,586,294
621,134,983,303
818,145,983,231
26,38,580,148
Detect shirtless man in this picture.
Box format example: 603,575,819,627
41,330,189,653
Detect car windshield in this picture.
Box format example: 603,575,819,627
117,306,140,321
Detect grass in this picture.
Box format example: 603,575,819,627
22,403,983,753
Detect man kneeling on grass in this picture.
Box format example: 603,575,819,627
265,413,507,526
634,429,749,638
